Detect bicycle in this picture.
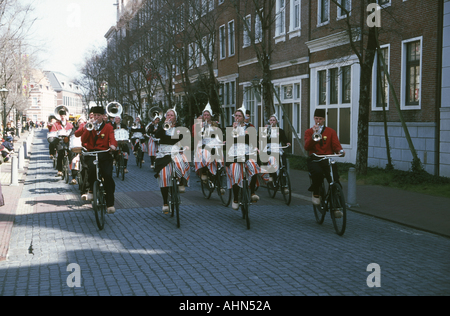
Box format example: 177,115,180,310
82,149,111,230
160,147,188,228
135,140,144,168
265,145,292,205
115,145,126,181
77,153,88,194
228,149,258,230
200,164,232,206
310,153,347,236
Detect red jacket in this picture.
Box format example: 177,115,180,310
304,126,342,155
74,122,86,137
49,120,73,132
81,123,117,151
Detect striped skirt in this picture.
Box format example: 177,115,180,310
157,153,190,188
194,145,223,176
226,159,261,189
148,137,158,156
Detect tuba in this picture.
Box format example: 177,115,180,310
123,115,134,127
106,102,122,118
54,105,69,120
148,106,163,122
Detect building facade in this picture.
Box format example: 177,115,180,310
44,71,84,117
25,69,57,123
104,0,447,176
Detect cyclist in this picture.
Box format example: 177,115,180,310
146,116,161,169
80,106,117,214
154,107,190,214
130,116,146,163
112,115,130,174
53,109,73,177
194,102,223,181
304,109,345,207
226,105,261,210
262,114,290,191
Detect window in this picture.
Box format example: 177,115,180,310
243,15,251,47
245,86,256,124
329,68,338,104
255,11,262,43
290,0,301,31
318,70,327,105
401,37,422,109
318,0,329,24
378,0,389,5
228,21,235,56
372,47,389,109
337,0,351,18
405,40,420,106
341,66,351,103
276,0,286,36
219,25,226,59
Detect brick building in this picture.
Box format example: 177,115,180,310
104,0,448,176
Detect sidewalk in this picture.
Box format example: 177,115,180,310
287,167,450,238
0,130,32,261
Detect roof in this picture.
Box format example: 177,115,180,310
44,71,82,95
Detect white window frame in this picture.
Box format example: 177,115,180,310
400,36,422,110
371,44,390,111
219,24,226,59
275,0,286,37
243,15,251,48
337,0,351,20
289,0,301,34
228,20,235,56
317,0,330,26
255,10,262,43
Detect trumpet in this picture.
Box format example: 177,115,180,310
312,125,322,142
232,125,240,138
201,122,211,137
163,121,172,131
260,127,269,138
85,122,95,131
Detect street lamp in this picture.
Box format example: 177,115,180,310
0,86,9,137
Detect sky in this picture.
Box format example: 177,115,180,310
30,0,117,80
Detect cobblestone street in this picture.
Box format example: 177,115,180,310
0,130,449,297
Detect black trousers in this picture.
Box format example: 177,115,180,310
85,152,115,207
307,157,339,195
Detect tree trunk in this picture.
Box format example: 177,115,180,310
355,27,377,175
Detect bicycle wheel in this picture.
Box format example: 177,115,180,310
280,169,292,205
63,157,70,184
241,179,250,229
170,178,180,228
116,155,120,178
93,181,106,230
217,168,232,206
313,183,327,225
266,176,277,199
201,174,214,199
121,154,125,181
330,183,347,236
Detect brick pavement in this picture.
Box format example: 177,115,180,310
0,130,449,297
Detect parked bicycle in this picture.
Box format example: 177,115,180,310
266,145,291,205
82,149,111,230
310,153,347,236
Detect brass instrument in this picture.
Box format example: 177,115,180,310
131,122,140,129
106,102,122,118
85,122,95,131
260,127,268,138
148,106,163,122
123,115,134,127
201,122,211,138
163,121,172,131
232,125,240,138
312,125,322,142
54,105,69,120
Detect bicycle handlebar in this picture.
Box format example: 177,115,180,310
82,148,111,156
